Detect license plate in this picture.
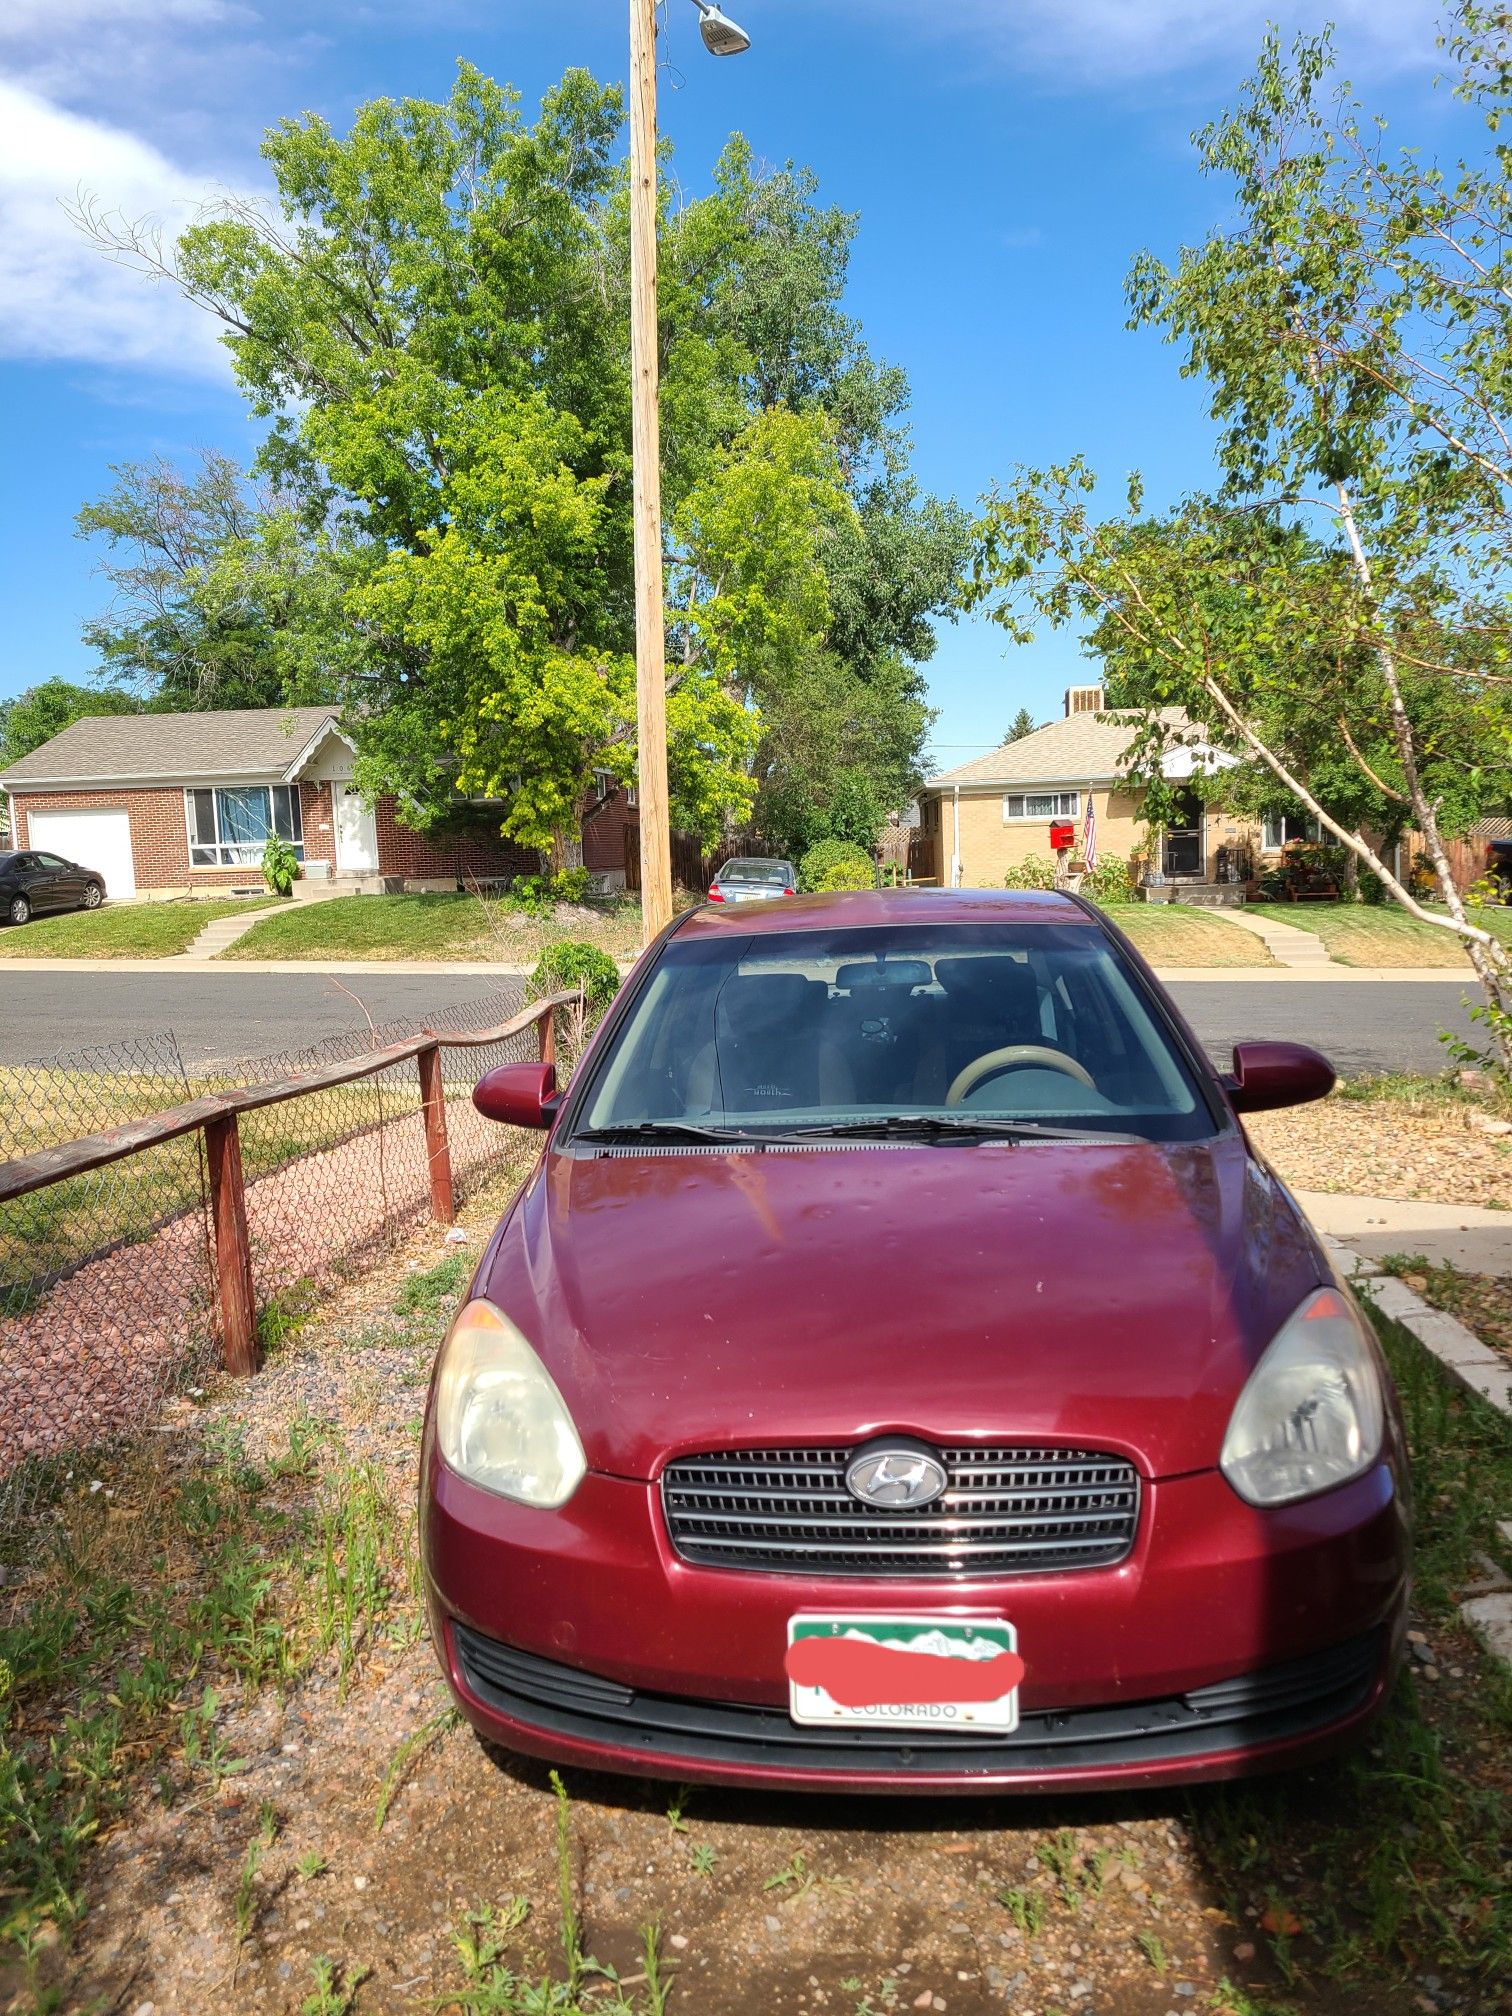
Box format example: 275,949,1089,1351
785,1614,1023,1733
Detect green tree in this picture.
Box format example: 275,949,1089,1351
973,13,1512,1064
1004,706,1036,744
0,678,140,768
78,66,964,860
76,451,348,712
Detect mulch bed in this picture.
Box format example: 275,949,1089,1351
1248,1095,1512,1209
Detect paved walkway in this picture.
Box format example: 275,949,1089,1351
1217,905,1340,969
1298,1188,1512,1275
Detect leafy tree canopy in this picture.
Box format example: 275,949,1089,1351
84,66,966,853
0,679,141,770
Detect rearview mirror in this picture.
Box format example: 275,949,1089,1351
473,1061,558,1129
1224,1041,1335,1115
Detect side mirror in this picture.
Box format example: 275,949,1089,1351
1224,1041,1335,1115
473,1062,558,1129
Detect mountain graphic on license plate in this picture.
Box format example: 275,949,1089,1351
785,1615,1023,1733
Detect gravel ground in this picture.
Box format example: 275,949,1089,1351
1248,1096,1512,1209
12,1125,1507,2016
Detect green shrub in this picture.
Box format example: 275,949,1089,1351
261,835,299,898
1081,854,1137,905
549,866,592,906
1002,854,1058,891
529,941,620,1016
799,839,873,893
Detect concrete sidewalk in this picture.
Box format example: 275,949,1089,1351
1299,1188,1512,1275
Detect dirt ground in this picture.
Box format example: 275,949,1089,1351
7,1147,1509,2016
1247,1092,1512,1210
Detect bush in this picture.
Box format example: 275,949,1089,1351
799,839,873,893
261,835,298,897
1081,854,1137,905
1002,854,1058,891
529,941,620,1017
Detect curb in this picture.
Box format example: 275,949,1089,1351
1331,1237,1511,1418
1331,1235,1512,1668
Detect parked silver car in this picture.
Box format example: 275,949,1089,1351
706,857,799,904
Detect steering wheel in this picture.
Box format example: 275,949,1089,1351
946,1045,1098,1109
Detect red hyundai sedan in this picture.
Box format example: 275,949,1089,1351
421,890,1408,1793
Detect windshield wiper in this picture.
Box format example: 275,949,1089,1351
772,1115,1133,1144
574,1120,776,1146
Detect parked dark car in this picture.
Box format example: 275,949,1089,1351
0,850,107,925
422,889,1408,1794
707,857,799,903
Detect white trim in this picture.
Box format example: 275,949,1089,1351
183,782,306,870
282,718,357,782
1002,789,1081,824
3,768,316,792
925,771,1119,795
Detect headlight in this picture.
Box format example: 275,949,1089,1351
1220,1287,1385,1507
434,1299,587,1508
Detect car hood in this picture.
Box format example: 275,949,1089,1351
479,1134,1326,1483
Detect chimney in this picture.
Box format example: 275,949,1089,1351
1065,685,1106,716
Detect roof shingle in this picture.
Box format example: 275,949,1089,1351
0,707,344,788
926,708,1189,789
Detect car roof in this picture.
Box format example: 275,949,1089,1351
679,887,1098,938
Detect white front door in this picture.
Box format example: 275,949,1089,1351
335,787,379,873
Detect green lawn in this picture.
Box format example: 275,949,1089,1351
0,900,268,960
1106,901,1275,967
222,891,645,963
1248,900,1512,968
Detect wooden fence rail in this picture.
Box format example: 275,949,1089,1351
0,992,576,1380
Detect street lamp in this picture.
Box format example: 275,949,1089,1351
691,3,752,57
629,0,751,945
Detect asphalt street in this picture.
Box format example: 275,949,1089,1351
0,967,1482,1077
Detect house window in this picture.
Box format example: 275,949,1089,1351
1004,790,1080,822
186,785,305,868
593,769,615,803
1262,812,1321,852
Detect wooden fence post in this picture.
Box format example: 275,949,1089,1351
418,1041,455,1224
537,1002,557,1070
204,1113,260,1377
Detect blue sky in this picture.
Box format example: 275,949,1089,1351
0,1,1470,764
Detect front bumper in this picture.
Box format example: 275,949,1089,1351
423,1455,1408,1793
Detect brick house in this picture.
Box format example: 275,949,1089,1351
915,687,1260,892
0,706,628,899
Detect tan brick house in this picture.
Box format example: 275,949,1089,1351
0,706,555,899
915,688,1258,891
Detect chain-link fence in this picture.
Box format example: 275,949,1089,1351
0,993,565,1536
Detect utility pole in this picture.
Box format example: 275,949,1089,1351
629,0,673,944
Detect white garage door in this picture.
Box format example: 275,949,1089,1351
28,808,137,899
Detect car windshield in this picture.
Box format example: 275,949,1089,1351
575,923,1217,1145
720,861,790,885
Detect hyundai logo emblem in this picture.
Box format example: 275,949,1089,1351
845,1439,948,1510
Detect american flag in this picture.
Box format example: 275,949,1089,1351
1082,793,1098,874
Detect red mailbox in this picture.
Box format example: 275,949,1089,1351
1049,820,1076,853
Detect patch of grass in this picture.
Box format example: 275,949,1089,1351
222,892,645,965
436,1776,670,2014
996,1886,1047,1936
0,899,269,960
1333,1069,1500,1113
1379,1253,1512,1359
1247,901,1512,969
0,1420,413,1960
374,1706,459,1834
1112,904,1275,968
1188,1313,1512,2002
302,1955,369,2016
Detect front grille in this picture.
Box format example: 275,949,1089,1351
661,1444,1140,1578
453,1624,1386,1777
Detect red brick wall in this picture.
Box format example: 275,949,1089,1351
374,798,538,884
582,789,640,875
12,782,339,890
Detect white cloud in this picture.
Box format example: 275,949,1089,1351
0,79,237,378
837,1,1441,86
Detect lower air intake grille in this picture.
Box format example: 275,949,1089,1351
660,1445,1140,1578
